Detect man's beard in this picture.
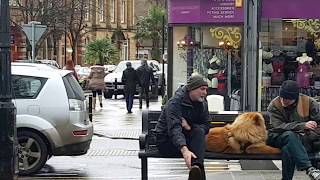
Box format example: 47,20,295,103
197,97,205,102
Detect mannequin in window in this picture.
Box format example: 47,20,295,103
207,54,221,89
296,53,312,88
271,50,285,85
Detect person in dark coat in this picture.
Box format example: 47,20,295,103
267,80,320,180
121,62,138,113
155,74,210,180
136,59,155,109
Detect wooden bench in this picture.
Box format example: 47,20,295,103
138,110,320,180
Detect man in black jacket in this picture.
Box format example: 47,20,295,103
155,74,210,180
122,62,138,113
136,60,155,109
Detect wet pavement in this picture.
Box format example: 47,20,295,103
19,96,310,180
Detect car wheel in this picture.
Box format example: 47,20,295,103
18,130,48,175
104,90,113,99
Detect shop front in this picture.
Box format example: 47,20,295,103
259,0,320,110
167,0,320,111
167,0,244,111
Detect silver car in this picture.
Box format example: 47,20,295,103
12,63,93,175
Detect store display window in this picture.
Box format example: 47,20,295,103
260,18,320,110
176,26,243,111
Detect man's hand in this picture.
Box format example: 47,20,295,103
180,146,197,169
181,117,191,130
305,121,318,130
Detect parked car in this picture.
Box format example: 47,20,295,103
12,62,93,175
104,64,116,73
37,59,60,69
103,60,164,99
14,59,60,69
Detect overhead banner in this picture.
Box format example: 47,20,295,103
168,0,244,24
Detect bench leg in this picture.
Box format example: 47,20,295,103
141,157,148,180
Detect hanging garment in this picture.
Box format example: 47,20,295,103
296,62,310,88
271,59,285,85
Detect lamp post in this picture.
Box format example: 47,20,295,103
161,14,165,98
0,0,17,179
64,0,67,65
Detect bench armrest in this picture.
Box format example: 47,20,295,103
139,133,147,150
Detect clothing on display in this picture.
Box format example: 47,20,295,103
207,54,221,89
296,53,312,88
271,57,285,85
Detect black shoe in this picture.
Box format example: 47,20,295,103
127,110,132,113
188,165,202,180
307,167,320,180
100,103,103,108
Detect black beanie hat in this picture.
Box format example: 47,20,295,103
186,74,208,91
279,80,299,100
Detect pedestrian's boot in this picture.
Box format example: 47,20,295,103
188,165,202,180
98,95,103,108
92,97,96,110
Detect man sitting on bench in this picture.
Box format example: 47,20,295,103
154,74,210,180
267,80,320,180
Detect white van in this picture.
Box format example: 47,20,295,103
12,63,93,175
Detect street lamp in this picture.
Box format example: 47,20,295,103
0,0,17,178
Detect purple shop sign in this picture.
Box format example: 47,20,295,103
262,0,320,19
168,0,244,24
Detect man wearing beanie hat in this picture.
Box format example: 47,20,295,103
155,74,209,180
268,80,320,180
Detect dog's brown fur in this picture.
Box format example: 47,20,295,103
206,112,280,154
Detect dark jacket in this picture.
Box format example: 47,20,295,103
136,64,155,87
267,94,320,133
155,86,210,150
121,67,138,94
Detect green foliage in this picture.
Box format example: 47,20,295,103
84,38,119,65
135,5,167,61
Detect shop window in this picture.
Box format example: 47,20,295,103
176,26,243,111
260,19,320,111
282,21,297,46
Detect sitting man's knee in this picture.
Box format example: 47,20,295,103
282,131,300,140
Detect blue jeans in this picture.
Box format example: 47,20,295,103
125,92,134,112
267,131,312,180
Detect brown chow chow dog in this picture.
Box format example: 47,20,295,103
206,112,280,154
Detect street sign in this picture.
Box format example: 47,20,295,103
22,22,47,62
22,23,47,44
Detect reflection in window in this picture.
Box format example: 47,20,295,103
110,0,115,23
99,0,104,22
84,0,90,21
121,0,125,23
12,75,47,99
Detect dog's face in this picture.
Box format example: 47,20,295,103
230,112,267,144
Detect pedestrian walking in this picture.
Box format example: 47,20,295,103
63,59,79,81
121,62,139,113
267,80,320,180
86,63,106,110
136,59,155,109
155,74,210,180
